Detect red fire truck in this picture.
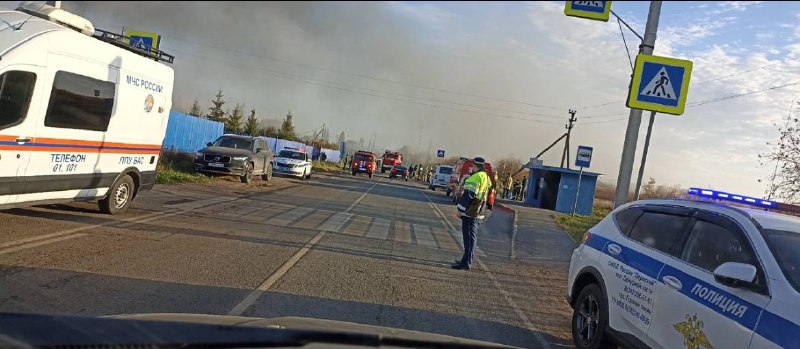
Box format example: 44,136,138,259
381,151,403,173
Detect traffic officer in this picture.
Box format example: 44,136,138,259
452,157,491,271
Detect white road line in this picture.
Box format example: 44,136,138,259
221,203,270,217
366,218,391,240
419,188,550,349
165,196,238,210
0,233,88,256
264,207,311,226
229,180,381,316
318,212,353,232
412,224,437,248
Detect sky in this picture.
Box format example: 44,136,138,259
3,1,798,198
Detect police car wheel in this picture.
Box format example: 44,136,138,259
241,163,254,184
572,284,614,349
301,169,307,181
99,174,134,215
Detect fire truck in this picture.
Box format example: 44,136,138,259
381,151,402,173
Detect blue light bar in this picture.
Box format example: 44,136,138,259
688,187,774,209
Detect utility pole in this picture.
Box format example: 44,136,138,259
561,109,577,169
633,111,656,200
614,1,662,208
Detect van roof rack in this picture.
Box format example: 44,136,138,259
93,28,174,64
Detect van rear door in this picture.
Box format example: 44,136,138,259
0,66,44,205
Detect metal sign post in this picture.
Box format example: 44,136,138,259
573,146,593,216
573,167,584,216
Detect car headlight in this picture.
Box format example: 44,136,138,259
195,152,203,159
232,156,248,161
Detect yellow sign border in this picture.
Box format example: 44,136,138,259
627,54,693,116
564,1,612,22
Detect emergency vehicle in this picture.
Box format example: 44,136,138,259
351,150,376,178
380,150,402,173
0,2,174,214
272,147,312,180
429,165,452,192
449,158,496,208
567,188,800,349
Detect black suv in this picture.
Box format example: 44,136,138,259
194,135,273,183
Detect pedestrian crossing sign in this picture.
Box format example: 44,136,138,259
627,54,693,115
564,1,612,22
124,30,161,52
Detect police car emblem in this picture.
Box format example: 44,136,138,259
674,314,713,349
144,94,155,113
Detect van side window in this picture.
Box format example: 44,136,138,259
0,71,37,129
44,71,115,132
628,211,688,254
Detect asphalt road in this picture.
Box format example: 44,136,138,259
0,171,574,349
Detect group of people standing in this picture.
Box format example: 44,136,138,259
494,174,527,202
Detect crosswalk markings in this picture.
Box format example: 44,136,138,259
412,224,437,248
319,212,353,232
394,222,413,243
366,218,390,240
431,227,460,252
165,196,237,211
293,210,335,229
265,207,313,226
221,203,272,217
342,215,371,236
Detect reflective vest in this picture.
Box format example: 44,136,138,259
464,170,491,201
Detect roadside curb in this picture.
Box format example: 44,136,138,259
496,204,519,260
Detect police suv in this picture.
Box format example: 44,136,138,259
272,147,311,180
567,189,799,349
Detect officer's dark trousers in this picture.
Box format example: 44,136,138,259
460,216,479,267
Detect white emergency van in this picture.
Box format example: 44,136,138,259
0,2,174,214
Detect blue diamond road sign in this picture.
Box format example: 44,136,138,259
437,149,445,158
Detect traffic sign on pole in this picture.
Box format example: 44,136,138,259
564,1,612,22
575,146,593,168
627,54,693,115
437,149,445,158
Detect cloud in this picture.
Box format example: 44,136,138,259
387,2,461,28
714,1,763,14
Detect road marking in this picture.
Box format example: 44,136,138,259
418,188,550,349
341,215,371,236
264,207,313,226
318,212,352,232
221,203,270,218
412,224,437,248
0,233,88,255
165,196,237,210
293,210,335,230
0,210,178,256
431,227,460,252
229,180,380,316
393,222,412,243
366,218,391,240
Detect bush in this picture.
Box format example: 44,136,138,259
555,203,612,243
312,161,342,173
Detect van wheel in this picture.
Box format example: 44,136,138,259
261,164,273,181
572,284,614,349
446,189,451,196
241,163,254,183
352,170,357,176
306,171,312,180
99,174,135,215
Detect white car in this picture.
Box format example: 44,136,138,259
272,148,312,180
567,189,799,349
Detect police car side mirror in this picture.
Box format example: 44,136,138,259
713,262,757,289
256,148,263,153
207,142,213,147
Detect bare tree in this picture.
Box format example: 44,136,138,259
760,112,800,203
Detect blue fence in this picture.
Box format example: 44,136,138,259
163,112,224,153
163,112,341,163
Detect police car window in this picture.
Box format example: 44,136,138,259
278,151,305,160
614,207,643,235
681,220,757,273
0,71,36,130
762,229,800,292
44,71,115,132
628,212,688,254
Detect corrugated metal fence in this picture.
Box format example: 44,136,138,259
163,112,341,162
163,112,224,153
